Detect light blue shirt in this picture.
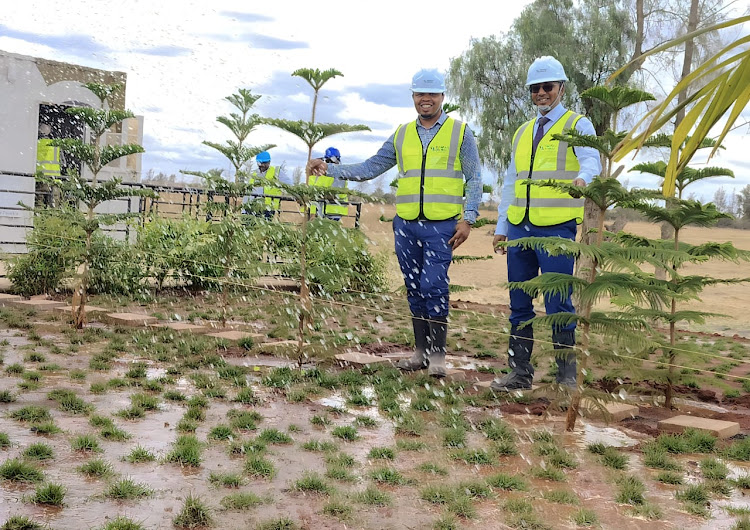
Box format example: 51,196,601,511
494,104,602,236
328,111,482,224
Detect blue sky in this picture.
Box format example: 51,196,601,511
2,0,748,201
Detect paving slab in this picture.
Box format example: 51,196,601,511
206,330,265,342
149,322,214,334
658,415,740,439
0,293,22,306
580,400,640,422
335,352,392,368
444,368,467,382
9,299,67,310
53,305,110,317
103,312,159,327
258,340,297,350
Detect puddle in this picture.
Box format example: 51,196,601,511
146,367,166,379
574,422,642,448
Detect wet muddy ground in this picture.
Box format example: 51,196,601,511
2,304,750,530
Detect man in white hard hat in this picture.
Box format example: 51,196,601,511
307,68,482,378
491,56,602,392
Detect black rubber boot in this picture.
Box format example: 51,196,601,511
553,329,577,388
427,317,447,378
491,325,534,391
397,317,430,371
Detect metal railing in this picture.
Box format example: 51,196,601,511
1,175,363,251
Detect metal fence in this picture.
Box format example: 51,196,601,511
0,175,363,253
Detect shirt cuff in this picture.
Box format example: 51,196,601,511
463,212,477,225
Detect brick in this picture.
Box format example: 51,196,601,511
103,312,158,327
335,352,391,368
206,330,264,342
9,299,67,310
658,415,740,439
0,293,22,306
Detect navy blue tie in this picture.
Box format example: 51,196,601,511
532,116,550,152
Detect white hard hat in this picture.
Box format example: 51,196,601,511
411,69,446,93
526,56,568,87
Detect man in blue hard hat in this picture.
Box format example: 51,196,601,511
491,56,602,392
308,147,349,222
307,68,482,378
247,151,288,220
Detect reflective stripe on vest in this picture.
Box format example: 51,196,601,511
36,139,61,178
507,110,585,227
394,117,465,221
308,174,348,216
258,167,282,209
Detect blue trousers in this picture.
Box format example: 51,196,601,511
507,219,577,331
393,216,456,319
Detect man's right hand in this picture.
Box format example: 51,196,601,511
493,234,507,255
307,159,327,177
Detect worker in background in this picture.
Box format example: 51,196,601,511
491,56,601,392
307,68,482,378
308,147,348,222
248,151,288,220
35,123,60,206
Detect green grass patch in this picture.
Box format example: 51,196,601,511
173,494,212,528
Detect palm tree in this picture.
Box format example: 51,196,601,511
610,14,750,197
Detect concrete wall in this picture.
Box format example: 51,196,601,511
0,50,144,254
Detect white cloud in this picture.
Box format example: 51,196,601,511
3,0,748,196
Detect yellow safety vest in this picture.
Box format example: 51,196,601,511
36,139,61,178
394,117,465,221
251,167,282,210
308,174,348,217
507,110,585,227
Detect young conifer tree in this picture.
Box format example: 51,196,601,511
625,154,749,408
41,83,151,328
262,67,371,366
181,89,274,327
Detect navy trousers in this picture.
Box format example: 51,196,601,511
393,216,456,319
507,219,577,331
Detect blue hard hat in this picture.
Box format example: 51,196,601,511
411,69,446,93
324,147,340,159
256,151,271,163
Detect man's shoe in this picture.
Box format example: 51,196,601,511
397,353,427,371
490,371,532,392
397,317,430,372
427,358,446,378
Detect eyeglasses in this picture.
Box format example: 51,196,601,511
529,82,560,94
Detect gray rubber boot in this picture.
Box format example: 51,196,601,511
397,317,430,371
491,325,534,391
427,318,447,378
553,329,577,389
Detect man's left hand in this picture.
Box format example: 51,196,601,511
570,177,586,198
448,221,471,250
